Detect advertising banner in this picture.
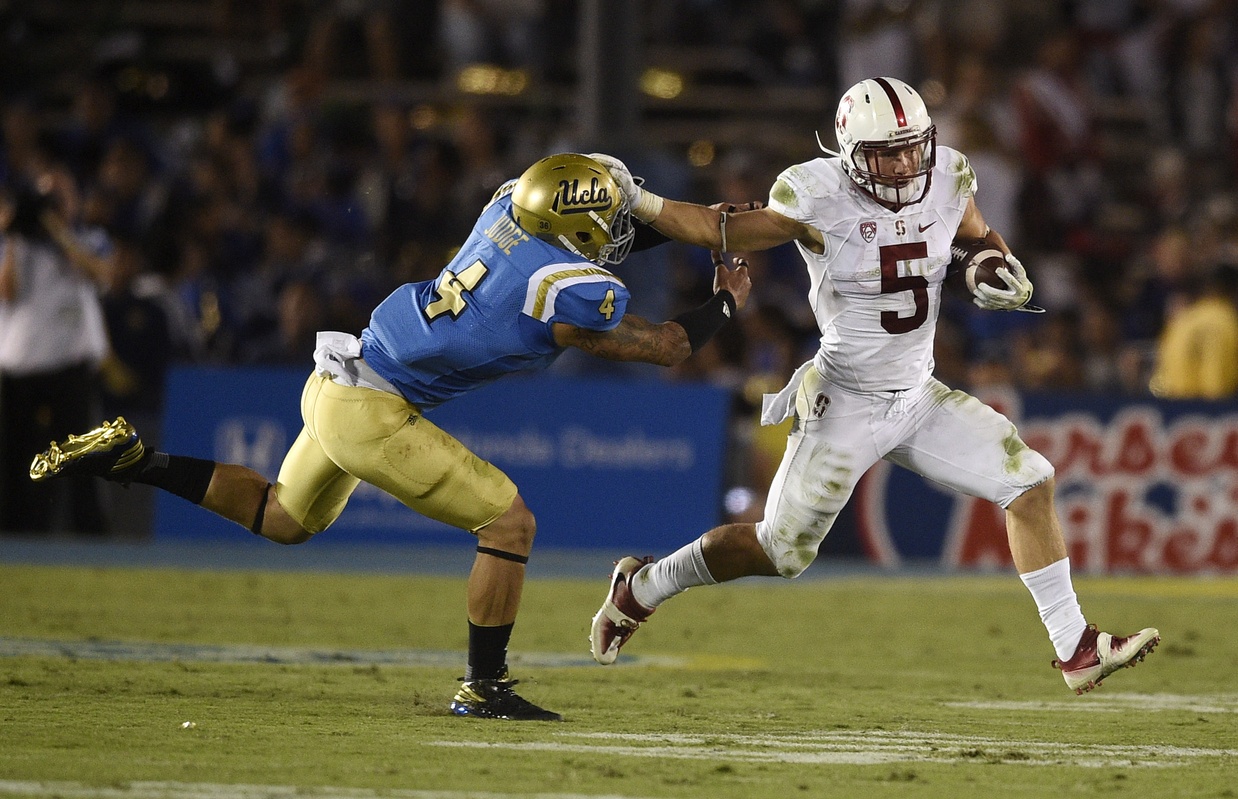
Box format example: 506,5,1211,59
155,367,729,551
855,388,1238,574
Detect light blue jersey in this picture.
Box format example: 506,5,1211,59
361,194,630,409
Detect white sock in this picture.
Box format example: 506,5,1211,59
1019,557,1089,661
630,537,717,609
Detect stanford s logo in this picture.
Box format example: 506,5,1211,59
836,95,855,132
813,393,831,418
860,221,877,242
553,178,612,215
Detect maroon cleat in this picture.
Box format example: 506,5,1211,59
589,556,655,665
1053,624,1160,695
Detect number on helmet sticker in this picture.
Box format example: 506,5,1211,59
425,260,489,321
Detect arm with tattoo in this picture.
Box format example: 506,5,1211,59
554,315,691,366
552,254,751,367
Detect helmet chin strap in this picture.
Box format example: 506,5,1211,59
815,130,842,158
553,211,616,263
871,176,923,205
556,234,590,261
555,233,614,266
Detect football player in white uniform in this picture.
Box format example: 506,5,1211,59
589,77,1159,695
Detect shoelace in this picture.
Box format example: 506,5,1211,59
494,686,543,710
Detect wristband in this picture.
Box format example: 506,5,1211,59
671,290,737,353
633,190,665,223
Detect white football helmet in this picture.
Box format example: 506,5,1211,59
830,77,936,210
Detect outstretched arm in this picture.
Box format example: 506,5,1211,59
555,313,693,366
652,200,816,253
553,255,751,366
588,153,822,253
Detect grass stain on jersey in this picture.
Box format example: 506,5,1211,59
771,179,797,207
1002,430,1030,474
950,151,978,197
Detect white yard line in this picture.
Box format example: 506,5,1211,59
427,729,1238,768
942,693,1238,714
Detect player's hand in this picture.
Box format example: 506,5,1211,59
587,153,637,200
587,152,664,222
711,250,751,311
973,252,1035,311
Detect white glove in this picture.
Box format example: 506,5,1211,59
973,252,1035,311
587,152,664,222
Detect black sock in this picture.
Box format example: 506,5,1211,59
130,453,217,505
465,621,514,681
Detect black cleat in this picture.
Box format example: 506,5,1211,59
29,417,146,484
449,672,562,721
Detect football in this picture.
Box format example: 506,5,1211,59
946,238,1008,298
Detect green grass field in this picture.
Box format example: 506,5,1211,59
0,560,1235,798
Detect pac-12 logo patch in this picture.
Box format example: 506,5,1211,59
860,221,877,242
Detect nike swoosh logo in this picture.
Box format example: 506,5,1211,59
918,221,936,232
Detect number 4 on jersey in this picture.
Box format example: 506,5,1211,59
599,289,616,321
425,260,489,321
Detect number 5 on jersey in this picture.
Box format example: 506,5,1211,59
425,260,489,321
879,242,928,334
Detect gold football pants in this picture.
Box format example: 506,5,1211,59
274,372,518,535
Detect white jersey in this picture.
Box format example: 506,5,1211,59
767,145,977,393
0,237,108,375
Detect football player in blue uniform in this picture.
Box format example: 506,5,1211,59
30,153,751,721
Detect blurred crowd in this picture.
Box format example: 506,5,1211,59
3,0,1238,535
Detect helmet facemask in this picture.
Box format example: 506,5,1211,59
847,129,936,211
592,199,635,265
559,198,634,266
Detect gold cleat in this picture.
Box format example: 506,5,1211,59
29,417,145,483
